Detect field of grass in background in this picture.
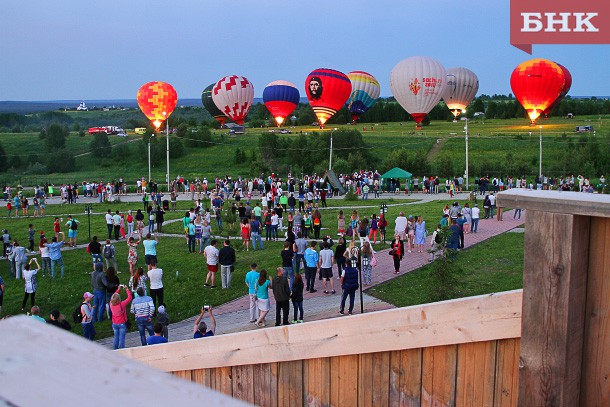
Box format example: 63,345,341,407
367,231,524,307
0,115,607,186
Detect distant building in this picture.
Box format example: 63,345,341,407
76,101,88,111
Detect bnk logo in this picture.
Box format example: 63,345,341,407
510,0,609,53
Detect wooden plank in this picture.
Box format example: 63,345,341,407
494,338,520,407
191,368,211,388
303,358,330,407
0,316,244,406
518,212,589,406
119,290,522,371
496,189,610,218
389,348,422,407
253,363,278,407
422,345,457,407
278,360,303,407
214,366,233,396
372,352,391,407
172,370,192,381
232,365,255,404
580,217,610,405
456,341,496,407
330,355,359,407
358,353,374,407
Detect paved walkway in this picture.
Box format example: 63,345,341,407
97,209,526,349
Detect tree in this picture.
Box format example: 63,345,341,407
45,123,68,150
0,143,8,172
46,149,76,173
90,133,112,158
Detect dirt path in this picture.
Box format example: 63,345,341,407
426,137,445,162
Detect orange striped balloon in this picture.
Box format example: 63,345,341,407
137,81,178,129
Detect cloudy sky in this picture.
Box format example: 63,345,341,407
1,0,608,100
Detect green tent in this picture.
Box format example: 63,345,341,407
381,167,413,179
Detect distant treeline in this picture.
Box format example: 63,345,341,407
1,95,609,133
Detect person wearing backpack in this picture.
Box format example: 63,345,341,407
103,239,119,273
79,292,96,340
65,215,79,247
312,210,322,239
429,224,444,262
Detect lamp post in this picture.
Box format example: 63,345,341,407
329,128,338,171
380,202,388,243
84,203,93,243
464,117,469,191
147,133,155,184
539,125,542,179
166,119,170,192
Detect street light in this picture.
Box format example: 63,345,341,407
539,125,542,179
84,204,94,243
166,119,170,192
147,133,155,183
464,116,469,191
329,128,338,171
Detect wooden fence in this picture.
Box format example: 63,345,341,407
120,290,522,407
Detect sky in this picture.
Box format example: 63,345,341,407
1,0,609,100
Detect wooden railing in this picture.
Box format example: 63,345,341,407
119,290,523,406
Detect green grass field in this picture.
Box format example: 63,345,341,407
0,115,607,187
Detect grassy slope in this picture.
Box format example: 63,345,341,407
367,232,524,307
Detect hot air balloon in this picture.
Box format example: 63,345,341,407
305,68,352,128
263,80,300,127
510,58,566,125
212,75,254,126
345,71,380,124
202,84,228,127
136,81,178,129
390,56,447,130
543,63,572,118
442,67,479,120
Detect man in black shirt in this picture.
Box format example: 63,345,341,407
88,236,102,264
280,241,295,290
47,309,72,331
218,239,236,289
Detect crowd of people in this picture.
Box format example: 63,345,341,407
3,166,596,349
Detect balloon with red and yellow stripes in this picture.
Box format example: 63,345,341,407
136,81,178,130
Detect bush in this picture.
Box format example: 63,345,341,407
344,189,359,201
26,162,47,175
46,149,76,173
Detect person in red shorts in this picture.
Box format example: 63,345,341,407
203,240,219,288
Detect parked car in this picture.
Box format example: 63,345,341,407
280,129,292,134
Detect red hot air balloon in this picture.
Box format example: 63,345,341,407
510,58,566,125
305,68,352,128
543,63,572,117
137,82,178,129
212,75,254,126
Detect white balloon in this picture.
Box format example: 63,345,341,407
442,67,479,117
212,75,254,126
390,56,447,128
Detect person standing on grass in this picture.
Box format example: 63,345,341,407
126,210,134,238
218,240,236,289
245,263,260,323
187,218,196,253
280,241,295,290
131,286,155,346
81,292,96,341
88,236,103,265
47,233,65,278
109,284,132,350
143,233,158,271
127,235,141,276
103,266,120,318
13,241,27,279
91,262,106,323
65,215,79,247
203,240,219,288
27,224,35,252
21,258,40,311
103,239,119,272
272,267,291,326
148,260,164,312
105,209,114,240
240,218,251,251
